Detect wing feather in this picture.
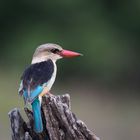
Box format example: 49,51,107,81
19,59,54,102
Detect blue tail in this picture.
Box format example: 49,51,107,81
31,98,43,133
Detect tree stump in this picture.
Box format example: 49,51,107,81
8,94,100,140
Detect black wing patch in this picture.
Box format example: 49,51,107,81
21,59,54,92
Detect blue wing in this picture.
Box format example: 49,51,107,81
19,59,54,103
23,85,43,103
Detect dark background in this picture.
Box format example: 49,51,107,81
0,0,140,139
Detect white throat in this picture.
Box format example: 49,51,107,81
31,56,57,64
31,55,47,64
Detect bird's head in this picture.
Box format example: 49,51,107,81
31,43,82,64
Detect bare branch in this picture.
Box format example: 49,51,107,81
8,94,100,140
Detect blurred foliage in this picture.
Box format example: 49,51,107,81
1,0,140,87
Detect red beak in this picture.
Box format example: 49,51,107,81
59,49,83,58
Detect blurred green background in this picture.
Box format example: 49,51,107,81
0,0,140,139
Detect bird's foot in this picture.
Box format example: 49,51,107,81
46,92,53,96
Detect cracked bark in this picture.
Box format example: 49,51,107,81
8,94,100,140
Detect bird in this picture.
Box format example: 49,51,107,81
18,43,82,133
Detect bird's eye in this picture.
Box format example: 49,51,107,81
51,48,60,54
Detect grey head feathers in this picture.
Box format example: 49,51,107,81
32,43,63,64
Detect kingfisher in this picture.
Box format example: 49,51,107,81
18,43,82,133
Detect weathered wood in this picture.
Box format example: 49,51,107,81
8,94,100,140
